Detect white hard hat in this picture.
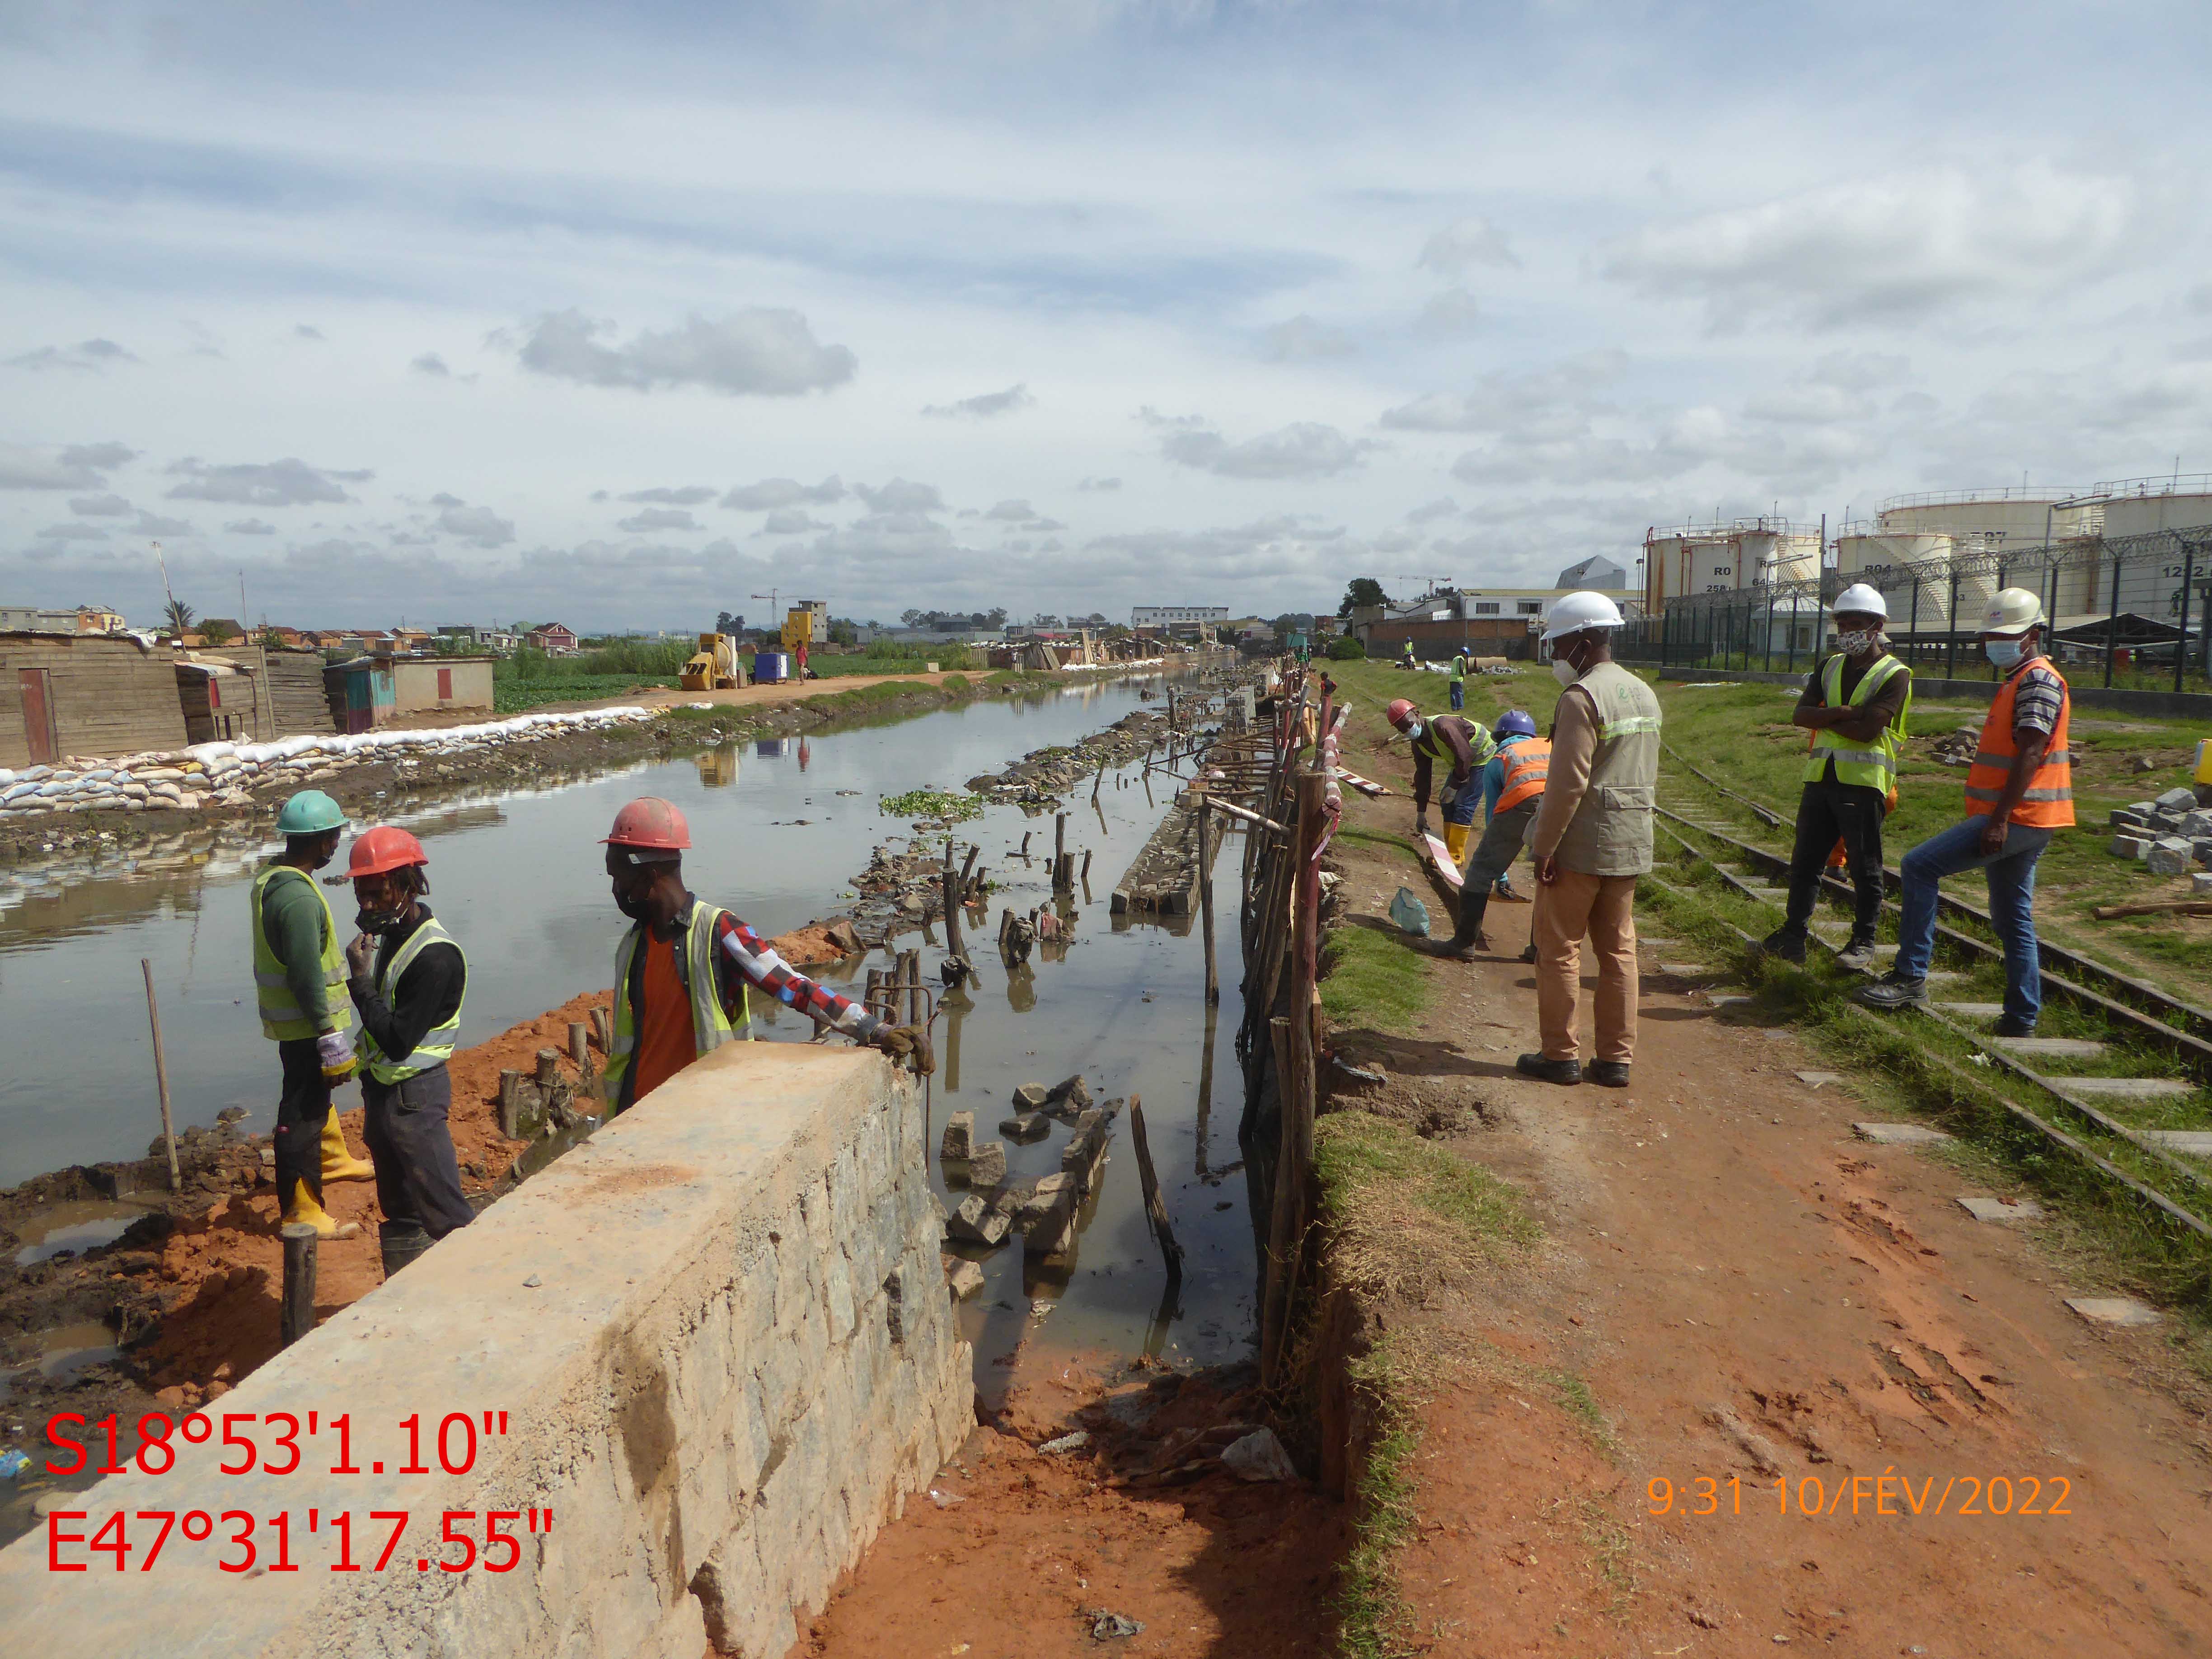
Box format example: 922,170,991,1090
1830,583,1888,621
1540,590,1626,642
1981,587,2046,636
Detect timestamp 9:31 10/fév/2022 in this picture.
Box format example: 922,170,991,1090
1648,1472,2073,1518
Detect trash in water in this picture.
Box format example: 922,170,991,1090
1089,1611,1144,1639
1389,886,1430,936
0,1448,29,1479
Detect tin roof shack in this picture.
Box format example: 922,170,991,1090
2,630,188,767
324,656,397,734
174,657,260,744
200,646,338,736
390,655,493,715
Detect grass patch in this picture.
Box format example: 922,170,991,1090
1320,923,1431,1032
1315,1112,1540,1303
1336,1340,1422,1659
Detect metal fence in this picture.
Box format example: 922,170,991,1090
1615,521,2212,692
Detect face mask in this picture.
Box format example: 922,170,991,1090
1551,656,1580,688
1403,720,1424,742
1984,637,2024,669
613,885,649,921
1833,628,1881,655
355,903,408,935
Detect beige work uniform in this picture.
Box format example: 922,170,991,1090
1528,662,1662,1065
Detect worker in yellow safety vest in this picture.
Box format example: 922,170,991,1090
599,797,930,1115
1860,589,2071,1037
1758,584,1912,971
342,825,474,1278
249,789,374,1239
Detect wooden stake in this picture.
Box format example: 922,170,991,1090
589,1005,612,1050
280,1222,319,1348
140,957,180,1192
1080,848,1093,881
1198,797,1218,1005
1129,1097,1182,1278
941,839,965,961
497,1070,524,1138
568,1021,590,1073
535,1047,560,1087
1054,812,1068,889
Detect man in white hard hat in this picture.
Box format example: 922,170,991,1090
1519,590,1662,1087
1859,589,2071,1037
1757,584,1912,970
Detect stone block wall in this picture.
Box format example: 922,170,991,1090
0,1042,972,1658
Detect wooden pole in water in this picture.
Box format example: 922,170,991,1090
567,1021,590,1074
1129,1097,1182,1279
140,957,180,1192
940,840,965,965
1053,812,1068,889
1197,797,1218,1005
1092,759,1106,803
280,1222,319,1348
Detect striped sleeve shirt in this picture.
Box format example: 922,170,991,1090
711,912,884,1041
2011,660,2065,737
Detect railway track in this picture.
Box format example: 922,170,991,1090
1650,759,2212,1246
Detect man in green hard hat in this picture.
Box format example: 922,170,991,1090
250,789,372,1238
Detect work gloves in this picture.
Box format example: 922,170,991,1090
316,1026,357,1084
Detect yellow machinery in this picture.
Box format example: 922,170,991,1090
779,607,815,652
679,633,742,691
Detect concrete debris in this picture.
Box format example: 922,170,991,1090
1016,1172,1075,1229
940,1111,975,1162
1000,1111,1051,1143
1088,1612,1144,1640
966,1141,1008,1189
2156,786,2197,812
1927,725,1980,768
1012,1083,1050,1111
942,1256,986,1301
1219,1428,1298,1482
944,1195,1010,1248
1044,1074,1093,1113
2147,837,2193,876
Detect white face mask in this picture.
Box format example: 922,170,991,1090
1551,655,1580,688
1404,720,1425,741
1984,637,2024,669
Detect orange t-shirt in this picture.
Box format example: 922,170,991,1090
631,933,698,1105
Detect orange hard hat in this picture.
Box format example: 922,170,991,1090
348,825,427,878
1385,698,1419,730
603,796,691,850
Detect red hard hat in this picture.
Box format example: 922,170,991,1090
349,825,427,878
603,796,691,850
1386,698,1418,730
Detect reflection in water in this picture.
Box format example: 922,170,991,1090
694,745,740,788
2,671,1260,1391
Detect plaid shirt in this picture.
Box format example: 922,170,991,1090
706,909,881,1040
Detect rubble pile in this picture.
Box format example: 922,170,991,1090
938,1077,1117,1293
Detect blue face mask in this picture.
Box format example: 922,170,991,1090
1405,720,1425,741
1984,637,2025,669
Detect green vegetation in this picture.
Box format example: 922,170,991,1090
1314,1112,1540,1256
493,673,675,713
1334,1341,1420,1659
1325,633,1367,661
1319,923,1431,1032
879,787,984,823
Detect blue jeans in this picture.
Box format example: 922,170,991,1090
1894,816,2055,1025
1448,680,1464,710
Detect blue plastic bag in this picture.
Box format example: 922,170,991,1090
1388,886,1430,937
0,1448,29,1479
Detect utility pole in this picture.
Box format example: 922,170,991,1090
152,540,175,630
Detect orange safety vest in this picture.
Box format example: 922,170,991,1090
1964,658,2073,827
1496,739,1550,812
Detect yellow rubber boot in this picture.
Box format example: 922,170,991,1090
1443,821,1472,866
320,1107,376,1183
283,1180,360,1240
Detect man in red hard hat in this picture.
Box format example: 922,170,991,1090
600,796,927,1112
1387,697,1498,869
343,826,474,1278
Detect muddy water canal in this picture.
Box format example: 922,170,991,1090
1,676,1257,1389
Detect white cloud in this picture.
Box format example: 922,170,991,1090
1417,217,1519,276
503,308,857,396
436,501,516,547
7,337,137,371
984,499,1034,520
922,383,1035,418
618,485,717,506
616,506,700,533
0,442,135,490
68,493,132,516
133,510,195,536
1154,415,1377,481
1381,350,1629,435
1602,165,2138,330
295,323,326,341
411,351,451,376
35,522,109,542
1414,288,1481,336
721,474,847,511
167,456,370,506
761,509,832,534
854,478,946,512
226,517,277,534
1261,314,1355,361
1078,477,1122,492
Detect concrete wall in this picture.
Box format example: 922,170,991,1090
0,1042,972,1658
393,656,496,713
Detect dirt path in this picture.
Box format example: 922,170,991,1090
1321,780,2212,1653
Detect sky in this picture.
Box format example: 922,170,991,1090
3,0,2210,633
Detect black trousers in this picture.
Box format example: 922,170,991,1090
274,1039,333,1209
1783,778,1888,940
360,1067,476,1238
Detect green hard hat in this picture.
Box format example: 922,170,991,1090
276,789,346,835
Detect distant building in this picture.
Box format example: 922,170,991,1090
527,622,580,655
1356,583,1642,662
0,603,129,635
1555,555,1628,590
1132,605,1228,628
